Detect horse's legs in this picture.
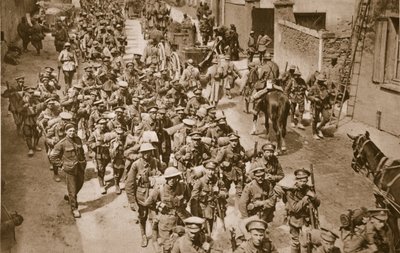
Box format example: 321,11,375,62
251,114,258,135
265,113,270,140
272,116,282,152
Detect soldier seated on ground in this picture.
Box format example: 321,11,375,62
234,219,277,253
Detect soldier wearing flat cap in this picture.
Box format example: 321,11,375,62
363,209,393,253
171,216,218,253
215,133,247,199
109,80,131,108
175,131,211,172
49,123,86,218
87,118,111,194
190,160,227,235
143,167,191,251
252,142,284,187
88,100,107,131
185,88,209,115
234,219,277,253
315,228,341,253
239,165,277,223
275,168,320,253
107,106,129,131
125,142,165,247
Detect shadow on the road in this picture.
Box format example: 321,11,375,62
79,193,119,214
84,167,98,181
218,101,237,110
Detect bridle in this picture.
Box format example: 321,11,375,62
351,134,383,179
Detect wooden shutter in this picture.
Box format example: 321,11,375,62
372,19,388,83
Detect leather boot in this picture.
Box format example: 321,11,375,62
114,178,121,194
98,177,106,194
140,224,148,247
53,166,61,182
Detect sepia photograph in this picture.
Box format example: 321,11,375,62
0,0,399,252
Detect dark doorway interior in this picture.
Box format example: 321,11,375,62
295,12,326,30
251,8,274,50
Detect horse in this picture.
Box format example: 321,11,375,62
253,87,290,154
348,131,400,252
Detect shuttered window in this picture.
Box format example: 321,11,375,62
372,18,388,83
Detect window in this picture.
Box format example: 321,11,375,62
373,17,400,87
294,13,326,31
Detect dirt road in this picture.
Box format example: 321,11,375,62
0,19,380,253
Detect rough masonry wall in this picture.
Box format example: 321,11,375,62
321,35,351,84
1,0,38,43
275,23,319,80
351,0,400,135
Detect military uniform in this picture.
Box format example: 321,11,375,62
175,138,211,172
307,75,334,139
234,219,278,253
49,129,86,216
109,129,126,194
238,168,276,222
143,170,191,248
277,169,320,253
252,150,284,187
257,34,272,62
87,123,111,193
215,134,246,197
180,63,200,91
285,72,308,128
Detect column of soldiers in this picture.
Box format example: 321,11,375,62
2,0,394,252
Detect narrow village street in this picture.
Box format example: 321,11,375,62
1,1,400,253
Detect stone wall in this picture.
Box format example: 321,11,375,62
350,0,400,135
1,0,38,44
274,20,320,81
321,34,351,84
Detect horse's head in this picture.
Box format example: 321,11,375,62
347,131,371,173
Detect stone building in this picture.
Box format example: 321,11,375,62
348,0,400,135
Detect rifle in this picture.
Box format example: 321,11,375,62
306,164,319,253
215,193,226,231
252,141,258,162
230,227,237,251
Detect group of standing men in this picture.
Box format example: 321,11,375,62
4,0,394,252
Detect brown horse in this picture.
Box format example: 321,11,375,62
348,131,400,251
259,90,291,154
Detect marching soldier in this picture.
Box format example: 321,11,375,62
49,123,86,218
238,167,277,223
307,74,334,140
185,89,208,115
175,131,211,172
21,89,44,156
58,42,78,91
125,142,163,247
285,69,308,130
107,107,129,131
275,169,320,253
252,142,284,187
315,229,341,253
281,65,296,89
109,127,126,194
234,219,278,253
222,55,242,99
247,31,257,63
172,118,195,152
215,133,247,198
256,31,272,63
87,118,111,194
190,160,227,235
171,216,218,253
143,167,191,251
180,59,200,92
88,100,107,131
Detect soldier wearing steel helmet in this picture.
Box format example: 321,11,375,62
234,219,278,253
125,142,164,247
307,73,335,140
143,167,191,251
285,68,308,130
